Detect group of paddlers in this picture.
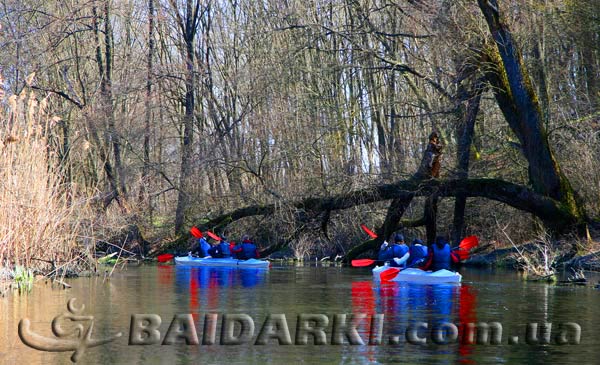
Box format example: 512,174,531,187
378,234,459,271
192,229,459,268
192,235,260,260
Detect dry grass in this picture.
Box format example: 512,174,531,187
0,77,92,277
499,225,563,279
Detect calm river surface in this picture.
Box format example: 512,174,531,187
1,264,599,364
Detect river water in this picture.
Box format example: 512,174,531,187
1,264,599,364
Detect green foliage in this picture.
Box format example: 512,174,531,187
98,252,119,265
12,266,34,294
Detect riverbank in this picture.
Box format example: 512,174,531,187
461,237,600,286
465,244,600,271
3,232,599,297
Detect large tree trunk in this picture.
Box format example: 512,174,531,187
478,0,585,230
345,132,443,258
424,195,439,245
196,176,578,258
451,92,481,244
142,0,155,204
202,178,573,224
103,0,127,198
452,68,484,244
174,0,201,234
91,5,124,210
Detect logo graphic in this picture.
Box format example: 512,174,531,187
18,298,122,362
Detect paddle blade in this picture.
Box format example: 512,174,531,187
456,249,470,261
157,254,174,263
380,267,401,281
455,236,479,261
206,231,221,241
459,236,479,251
190,226,203,239
351,259,376,267
360,224,378,239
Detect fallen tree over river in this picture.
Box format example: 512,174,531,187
191,0,591,261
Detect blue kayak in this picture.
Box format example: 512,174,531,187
174,256,270,268
372,266,461,284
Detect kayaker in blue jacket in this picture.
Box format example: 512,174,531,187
208,236,231,259
378,234,409,267
422,236,460,271
231,235,259,260
406,238,428,267
207,242,222,258
194,237,212,258
218,236,232,258
206,235,232,258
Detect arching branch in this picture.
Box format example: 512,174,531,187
198,177,576,234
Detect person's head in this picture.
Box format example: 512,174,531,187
429,131,440,145
435,236,447,247
411,238,423,246
428,131,443,152
394,233,405,244
242,234,251,243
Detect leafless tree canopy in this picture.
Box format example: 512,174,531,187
1,0,598,258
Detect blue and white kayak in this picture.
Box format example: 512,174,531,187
372,266,461,284
174,256,270,268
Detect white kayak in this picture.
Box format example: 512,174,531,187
174,256,270,268
372,266,461,284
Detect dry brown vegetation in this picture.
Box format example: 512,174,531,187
0,77,95,277
0,0,598,266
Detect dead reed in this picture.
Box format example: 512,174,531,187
0,75,92,278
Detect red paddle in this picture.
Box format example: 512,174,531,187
380,267,402,281
190,226,203,239
157,254,174,262
206,231,222,241
350,225,379,267
456,235,479,261
351,259,377,267
459,235,478,251
360,224,378,239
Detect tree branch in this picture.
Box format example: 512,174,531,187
197,177,577,232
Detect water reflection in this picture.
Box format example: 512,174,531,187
158,264,268,289
351,281,478,364
1,266,598,364
156,265,268,313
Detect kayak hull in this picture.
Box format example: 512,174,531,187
372,266,461,284
174,257,270,268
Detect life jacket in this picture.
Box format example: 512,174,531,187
219,241,231,257
379,243,409,264
232,241,258,260
408,245,427,266
208,245,223,258
240,241,258,259
431,243,452,271
378,245,395,261
198,238,211,257
393,244,409,258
